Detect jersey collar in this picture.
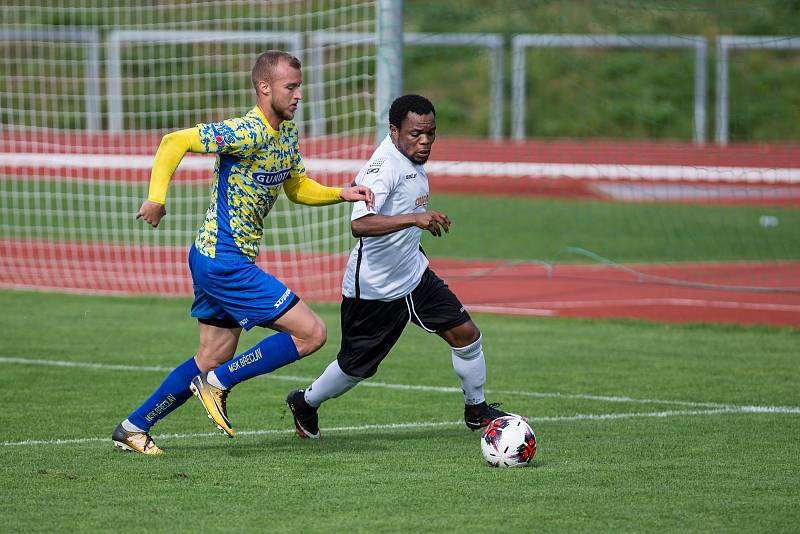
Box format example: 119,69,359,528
384,134,423,169
253,105,280,138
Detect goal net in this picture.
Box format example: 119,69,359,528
0,0,377,299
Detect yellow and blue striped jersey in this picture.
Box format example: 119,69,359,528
194,106,308,261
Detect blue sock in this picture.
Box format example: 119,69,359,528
213,332,300,389
128,356,200,431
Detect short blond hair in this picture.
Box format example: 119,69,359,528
251,50,302,89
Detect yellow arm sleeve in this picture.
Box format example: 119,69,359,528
147,127,205,204
282,174,343,206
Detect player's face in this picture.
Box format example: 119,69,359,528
266,60,302,122
390,112,436,164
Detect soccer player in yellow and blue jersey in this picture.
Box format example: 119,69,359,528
112,50,374,455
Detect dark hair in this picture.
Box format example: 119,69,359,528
389,94,435,128
251,50,302,89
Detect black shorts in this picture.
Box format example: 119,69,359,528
337,267,471,378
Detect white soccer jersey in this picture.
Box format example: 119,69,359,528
342,135,430,301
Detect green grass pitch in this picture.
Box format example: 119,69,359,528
1,290,798,532
4,177,799,264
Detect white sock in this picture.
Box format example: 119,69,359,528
122,418,145,433
304,360,362,408
451,335,486,406
206,370,227,390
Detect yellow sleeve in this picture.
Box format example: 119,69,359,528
147,127,205,204
282,173,343,206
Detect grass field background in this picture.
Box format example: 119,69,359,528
3,177,798,265
1,290,798,532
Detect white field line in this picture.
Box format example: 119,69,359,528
468,299,800,315
2,153,800,183
3,356,799,414
4,406,799,448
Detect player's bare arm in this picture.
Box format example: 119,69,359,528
351,210,450,238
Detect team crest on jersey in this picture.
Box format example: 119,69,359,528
252,169,290,186
211,123,237,145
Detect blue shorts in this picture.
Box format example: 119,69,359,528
188,245,298,331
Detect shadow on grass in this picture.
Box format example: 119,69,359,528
169,426,468,457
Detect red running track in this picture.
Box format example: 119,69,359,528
432,258,800,328
2,134,798,326
1,239,798,328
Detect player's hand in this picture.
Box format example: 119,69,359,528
340,185,375,210
135,200,167,228
415,210,451,237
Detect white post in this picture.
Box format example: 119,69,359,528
511,36,527,141
693,39,708,145
715,37,730,146
376,0,403,143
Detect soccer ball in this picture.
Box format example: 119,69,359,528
480,416,537,468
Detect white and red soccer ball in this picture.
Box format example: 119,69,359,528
480,416,536,468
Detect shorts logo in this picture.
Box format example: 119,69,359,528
252,169,290,187
238,318,249,326
274,288,292,309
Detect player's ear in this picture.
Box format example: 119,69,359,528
389,123,399,141
257,79,271,97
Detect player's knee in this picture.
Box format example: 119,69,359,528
311,319,328,351
447,321,481,349
464,323,481,343
297,318,327,357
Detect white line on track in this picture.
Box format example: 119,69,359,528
3,153,800,183
3,356,799,414
3,406,798,448
470,299,800,313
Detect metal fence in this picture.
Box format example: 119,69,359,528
308,31,504,139
2,29,796,143
715,35,800,145
511,34,708,144
1,29,102,131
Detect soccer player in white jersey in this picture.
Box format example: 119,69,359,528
111,50,374,455
286,94,523,438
